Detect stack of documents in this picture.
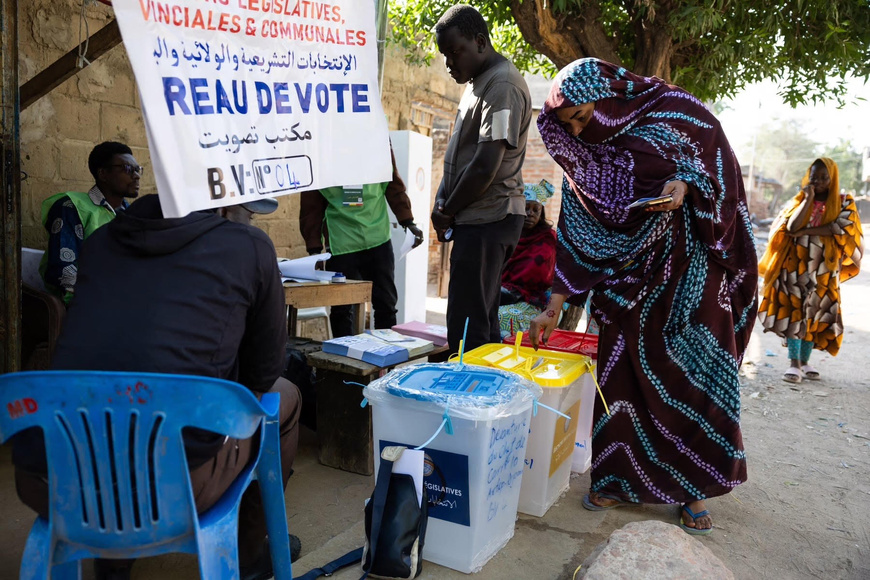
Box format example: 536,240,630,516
366,329,434,357
392,321,448,347
322,334,409,367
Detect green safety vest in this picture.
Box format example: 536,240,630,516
320,182,391,256
39,191,118,302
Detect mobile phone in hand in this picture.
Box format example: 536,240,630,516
627,196,673,210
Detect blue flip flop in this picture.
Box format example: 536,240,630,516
582,493,628,511
680,504,713,535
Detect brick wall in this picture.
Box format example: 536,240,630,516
427,126,452,288
523,111,564,230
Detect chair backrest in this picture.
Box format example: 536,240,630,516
0,371,268,557
22,248,47,291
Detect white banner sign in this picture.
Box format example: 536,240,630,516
112,0,392,217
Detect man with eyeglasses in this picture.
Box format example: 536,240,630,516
40,141,142,304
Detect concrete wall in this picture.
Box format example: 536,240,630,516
20,1,146,249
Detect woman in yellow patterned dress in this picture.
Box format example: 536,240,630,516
758,158,863,383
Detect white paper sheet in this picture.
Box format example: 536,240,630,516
392,448,425,507
398,228,417,261
278,253,334,282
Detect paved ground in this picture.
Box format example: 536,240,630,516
2,253,868,579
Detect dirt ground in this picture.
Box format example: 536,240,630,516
711,262,870,579
1,237,868,579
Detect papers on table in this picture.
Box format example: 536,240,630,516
366,329,433,357
322,334,409,366
392,321,448,347
278,253,335,284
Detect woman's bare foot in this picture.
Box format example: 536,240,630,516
682,499,713,531
588,491,623,508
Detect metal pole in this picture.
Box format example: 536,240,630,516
375,0,388,90
744,100,761,214
746,125,757,214
0,0,22,373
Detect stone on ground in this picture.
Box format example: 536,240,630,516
579,520,734,580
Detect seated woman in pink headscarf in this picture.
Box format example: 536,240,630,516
498,180,557,337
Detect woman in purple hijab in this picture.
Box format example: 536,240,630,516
529,58,757,535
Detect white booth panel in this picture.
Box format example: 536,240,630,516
388,131,432,325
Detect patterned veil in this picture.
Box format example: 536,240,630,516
536,59,758,504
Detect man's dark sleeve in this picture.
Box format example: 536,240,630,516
384,147,414,225
237,233,287,393
299,190,328,254
43,196,83,304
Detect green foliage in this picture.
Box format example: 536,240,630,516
388,0,554,76
823,140,865,192
670,0,870,106
745,120,819,211
389,0,870,106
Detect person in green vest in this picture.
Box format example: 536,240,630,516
299,147,424,337
40,141,141,304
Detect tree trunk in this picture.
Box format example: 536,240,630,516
509,0,622,69
632,23,674,81
510,0,675,81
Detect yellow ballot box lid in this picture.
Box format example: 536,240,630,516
461,343,592,388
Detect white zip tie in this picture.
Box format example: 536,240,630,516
77,0,94,69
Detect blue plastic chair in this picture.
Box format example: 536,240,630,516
0,371,293,580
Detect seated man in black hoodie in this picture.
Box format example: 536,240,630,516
12,194,300,580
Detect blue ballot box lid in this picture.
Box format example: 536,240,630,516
366,363,542,421
393,368,507,400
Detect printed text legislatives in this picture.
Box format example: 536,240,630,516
163,78,370,115
140,1,367,43
205,0,342,17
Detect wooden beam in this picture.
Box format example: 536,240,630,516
1,0,22,372
20,19,122,111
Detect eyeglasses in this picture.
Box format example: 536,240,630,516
107,163,144,176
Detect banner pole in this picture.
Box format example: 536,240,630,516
375,0,388,91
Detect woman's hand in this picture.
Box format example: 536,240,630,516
647,180,688,212
529,294,567,350
787,184,816,232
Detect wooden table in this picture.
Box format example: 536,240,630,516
283,280,372,337
306,345,450,475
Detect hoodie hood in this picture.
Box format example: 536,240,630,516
107,194,226,256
